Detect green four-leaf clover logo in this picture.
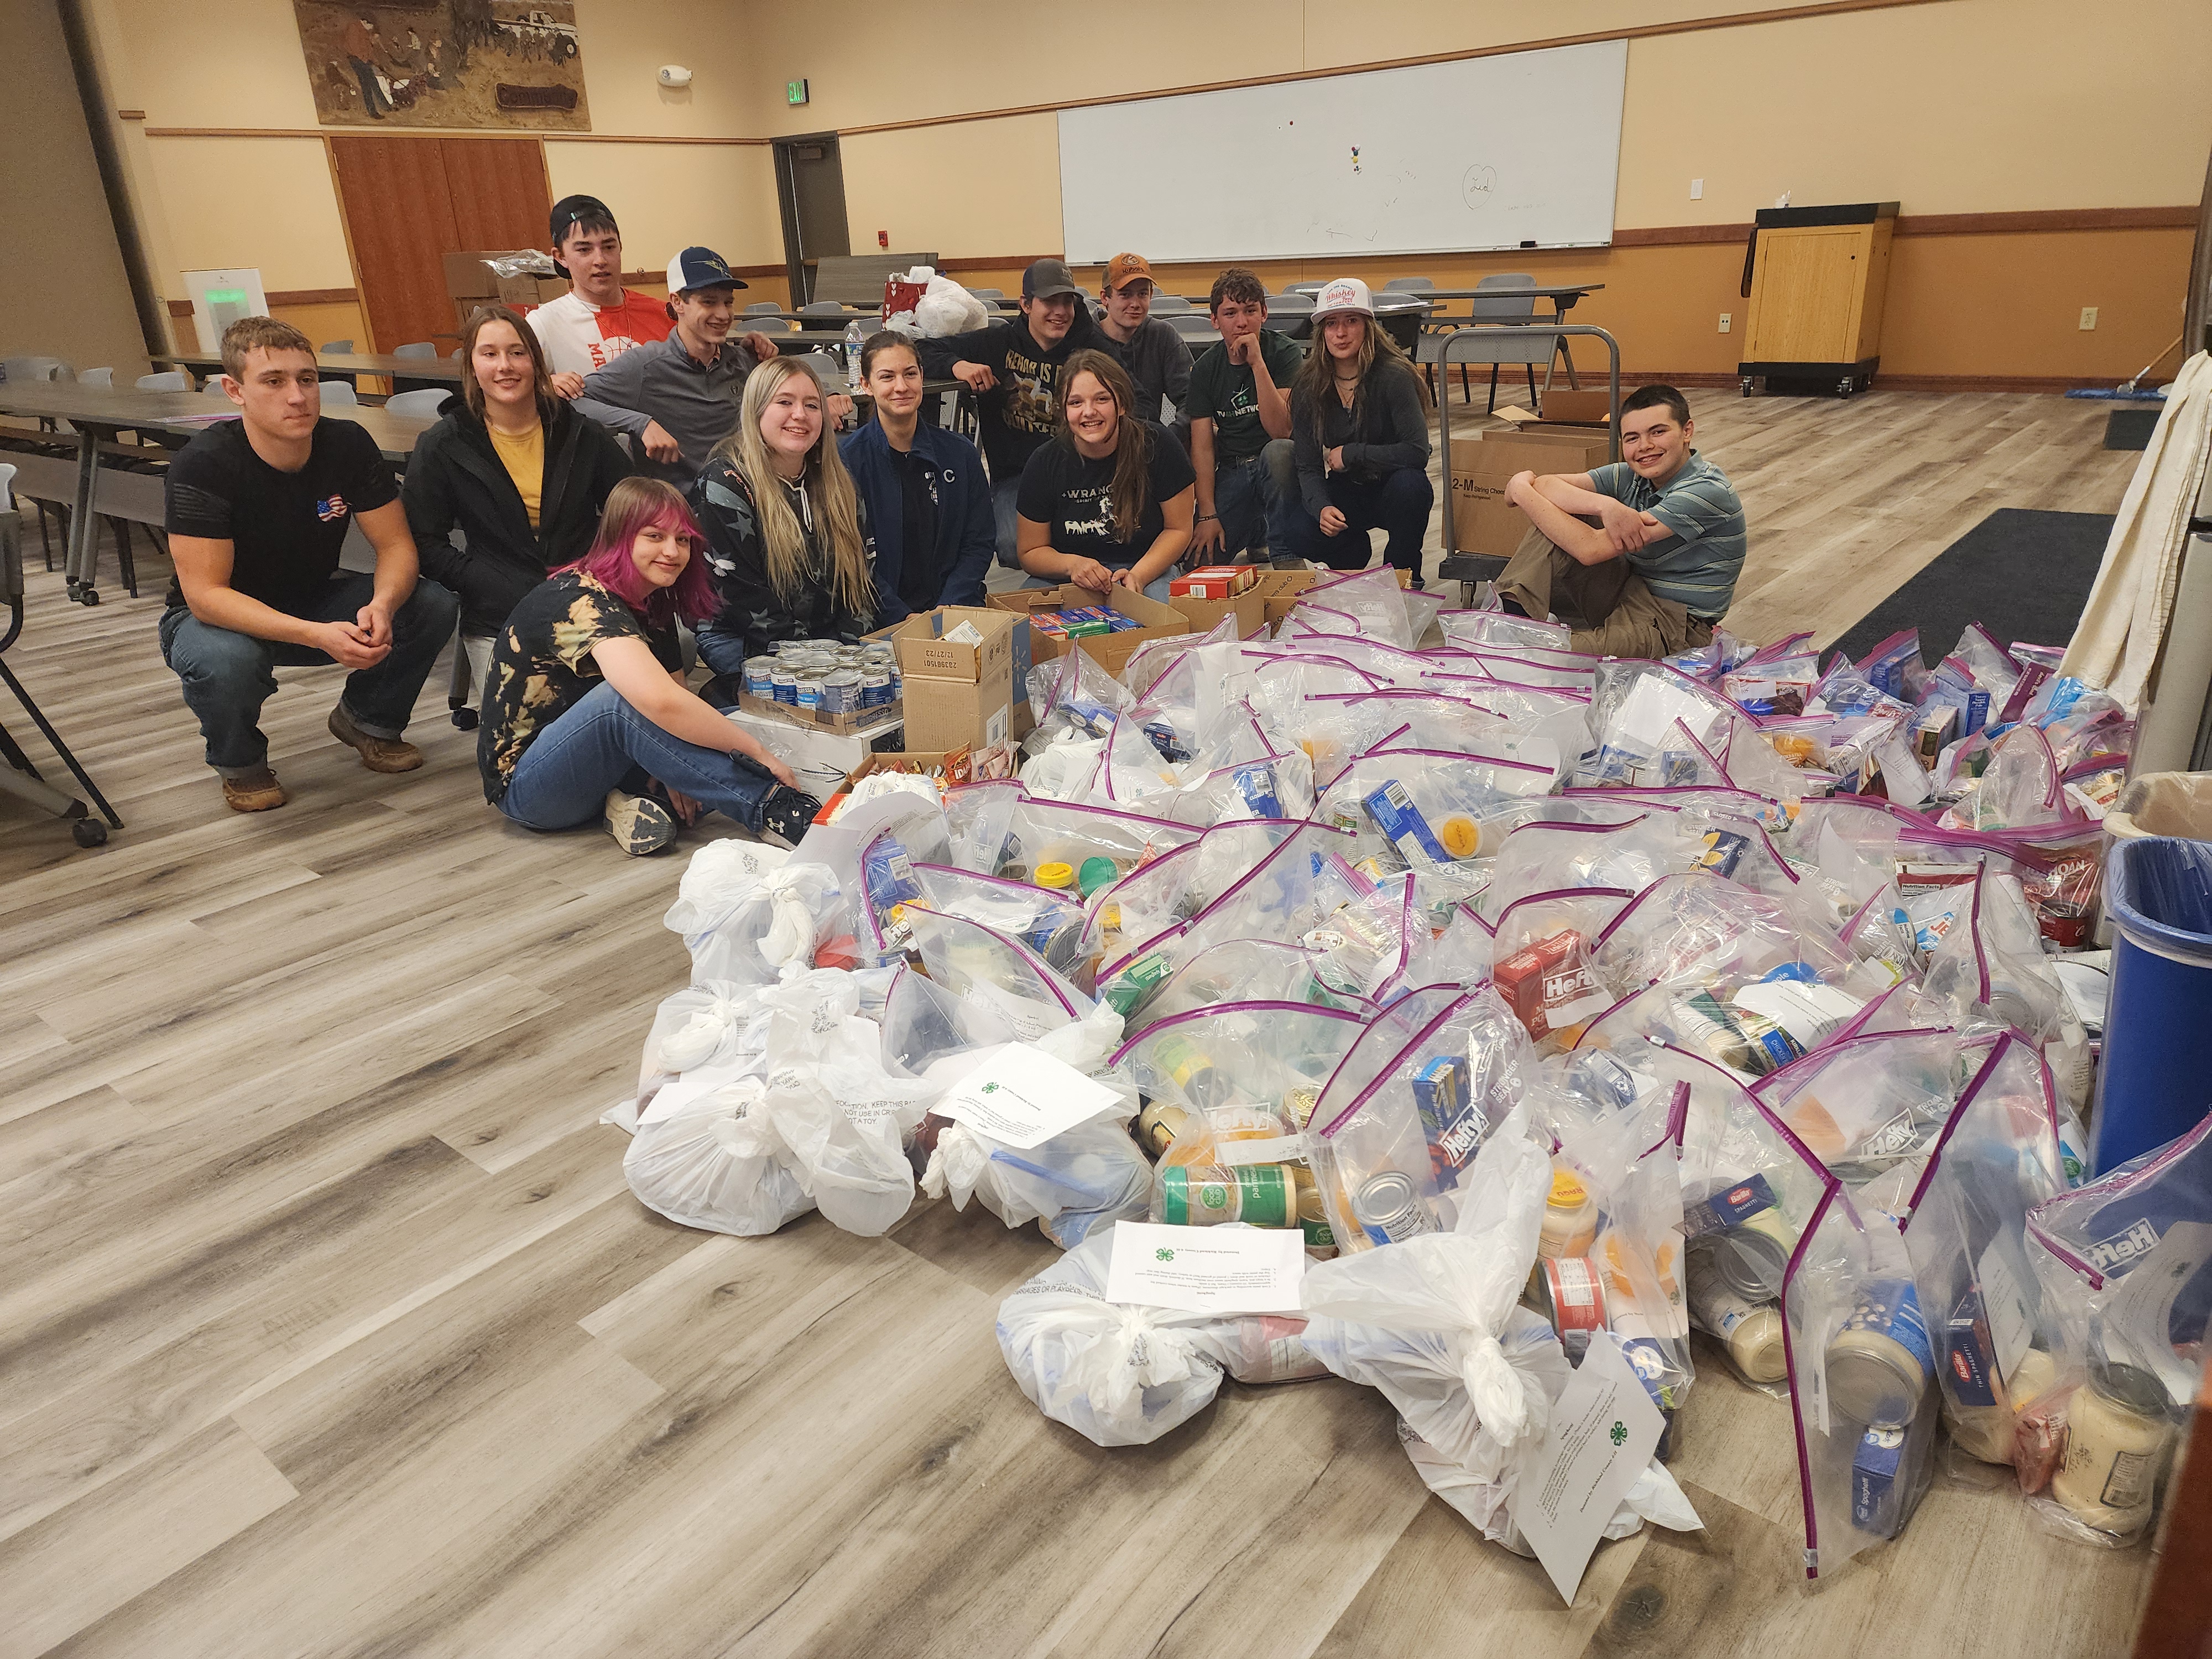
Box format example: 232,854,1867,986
1609,1421,1627,1446
1155,1247,1175,1261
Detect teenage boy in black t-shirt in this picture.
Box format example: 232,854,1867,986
1184,268,1302,562
160,317,459,811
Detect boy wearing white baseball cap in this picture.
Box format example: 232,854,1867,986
1282,277,1436,585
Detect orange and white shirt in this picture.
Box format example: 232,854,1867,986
525,288,673,378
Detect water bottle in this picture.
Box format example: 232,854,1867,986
843,320,864,389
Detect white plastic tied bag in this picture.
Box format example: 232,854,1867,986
624,1065,813,1237
1300,1107,1556,1472
757,971,942,1237
996,1223,1229,1446
635,979,772,1115
664,838,843,984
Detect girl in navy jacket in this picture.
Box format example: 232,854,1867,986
840,332,997,623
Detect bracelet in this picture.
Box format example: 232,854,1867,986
1195,513,1217,523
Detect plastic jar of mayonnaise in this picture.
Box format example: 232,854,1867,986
2052,1361,2174,1536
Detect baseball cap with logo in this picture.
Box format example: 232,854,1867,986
1103,253,1155,293
666,246,748,295
1021,258,1084,302
1310,276,1376,321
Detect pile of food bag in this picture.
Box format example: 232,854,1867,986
605,562,2205,1582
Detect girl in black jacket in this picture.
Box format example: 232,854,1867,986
401,304,634,660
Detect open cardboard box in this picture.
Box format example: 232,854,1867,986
1446,426,1615,558
987,583,1189,679
734,690,901,736
870,606,1025,753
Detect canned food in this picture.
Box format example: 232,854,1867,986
1159,1164,1296,1227
795,674,826,712
1825,1277,1936,1428
770,667,798,705
860,670,890,708
1685,1175,1798,1301
1351,1170,1436,1245
820,669,862,713
1137,1099,1193,1159
888,664,903,702
1035,862,1075,890
741,659,774,698
1535,1256,1610,1360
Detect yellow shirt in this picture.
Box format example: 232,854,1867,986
487,420,545,529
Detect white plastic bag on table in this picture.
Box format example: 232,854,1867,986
1895,1034,2067,1469
757,970,943,1237
2016,1112,2210,1546
1750,1026,1964,1184
624,1064,813,1235
996,1222,1233,1446
1783,1177,1943,1577
1310,988,1537,1253
913,273,990,336
1439,607,1574,652
905,902,1093,1042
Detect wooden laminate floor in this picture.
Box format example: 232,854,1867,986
0,392,2151,1658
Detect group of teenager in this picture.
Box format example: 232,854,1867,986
157,190,1746,857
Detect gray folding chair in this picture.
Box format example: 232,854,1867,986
743,301,782,314
1383,278,1437,294
797,301,849,319
319,340,355,353
135,371,190,391
2,357,72,385
77,368,115,389
392,342,439,359
795,351,846,389
1151,294,1195,314
383,388,450,418
1266,294,1316,340
1453,274,1556,413
0,471,120,844
201,380,237,401
319,380,361,406
969,288,1003,299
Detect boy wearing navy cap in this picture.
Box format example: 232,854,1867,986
573,246,786,487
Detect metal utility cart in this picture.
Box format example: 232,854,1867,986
1736,201,1898,399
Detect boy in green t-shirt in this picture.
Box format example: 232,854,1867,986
1184,268,1303,562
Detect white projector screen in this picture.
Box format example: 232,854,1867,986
1057,41,1627,265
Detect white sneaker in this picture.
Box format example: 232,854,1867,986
603,790,676,856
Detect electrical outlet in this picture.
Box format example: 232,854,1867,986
1691,178,1704,200
2079,306,2099,331
1718,312,1732,333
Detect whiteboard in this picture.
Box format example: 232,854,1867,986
1058,42,1627,265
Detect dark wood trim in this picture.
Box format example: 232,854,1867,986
1633,371,2148,393
116,108,145,121
1895,205,2198,236
938,255,1056,274
544,133,769,147
832,0,1951,135
1615,223,1753,247
267,286,359,307
143,124,765,145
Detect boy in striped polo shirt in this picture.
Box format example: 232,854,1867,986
1496,384,1747,658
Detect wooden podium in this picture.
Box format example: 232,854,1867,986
1736,201,1898,398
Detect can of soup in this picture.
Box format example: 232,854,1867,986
820,669,862,713
770,667,799,705
741,659,774,699
795,675,826,713
1535,1256,1611,1360
1350,1170,1437,1245
860,670,890,708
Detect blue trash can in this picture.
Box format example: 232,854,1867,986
2093,836,2212,1172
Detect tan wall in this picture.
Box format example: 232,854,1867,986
61,0,2212,385
0,0,147,378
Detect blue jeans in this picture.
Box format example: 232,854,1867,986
1282,468,1434,583
993,474,1023,570
497,681,776,833
693,619,747,684
1213,441,1296,559
158,574,459,775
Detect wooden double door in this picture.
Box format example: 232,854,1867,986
327,135,552,353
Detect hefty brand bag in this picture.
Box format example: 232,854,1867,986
1751,1027,1966,1185
982,794,1197,888
1114,999,1368,1130
911,863,1094,990
1315,750,1549,872
1908,867,2070,1044
2016,1113,2212,1546
1088,818,1312,981
1168,822,1359,969
1309,989,1535,1251
1439,607,1574,652
1895,1035,2068,1470
1131,936,1375,1030
904,903,1094,1043
1489,888,1640,1053
1302,565,1420,648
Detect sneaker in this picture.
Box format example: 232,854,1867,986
220,768,288,812
328,705,424,774
757,785,823,849
603,789,676,856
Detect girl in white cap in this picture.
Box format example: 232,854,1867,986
1284,277,1434,586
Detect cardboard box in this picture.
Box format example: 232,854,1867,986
1535,388,1613,425
876,606,1023,752
444,249,567,326
1446,427,1615,557
883,606,1018,685
735,689,901,736
843,745,1016,792
1255,568,1318,627
987,583,1189,680
1171,565,1259,599
1168,586,1267,640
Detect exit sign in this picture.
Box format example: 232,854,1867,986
786,79,808,106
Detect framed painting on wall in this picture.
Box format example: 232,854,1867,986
295,2,591,131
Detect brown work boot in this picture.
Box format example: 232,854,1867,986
221,767,289,812
327,705,423,773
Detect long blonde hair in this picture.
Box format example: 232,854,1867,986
1291,311,1430,449
712,357,872,617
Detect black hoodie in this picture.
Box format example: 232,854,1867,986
400,394,634,633
917,307,1105,483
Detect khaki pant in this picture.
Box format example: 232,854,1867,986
1494,524,1716,659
